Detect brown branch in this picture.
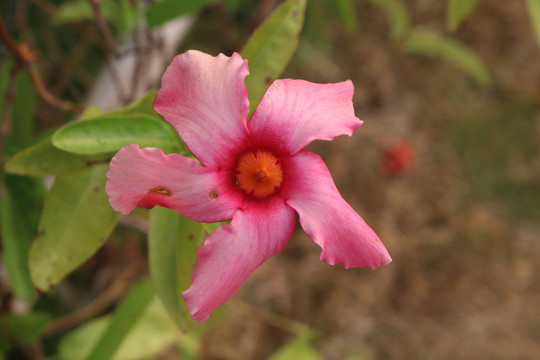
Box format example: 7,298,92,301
27,63,85,112
0,18,24,62
127,28,146,102
86,0,129,103
88,0,118,56
0,13,84,112
44,259,146,336
27,0,57,15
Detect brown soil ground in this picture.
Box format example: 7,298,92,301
189,1,540,359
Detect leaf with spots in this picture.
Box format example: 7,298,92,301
148,206,205,329
29,165,120,291
5,106,111,176
4,137,114,176
241,0,307,115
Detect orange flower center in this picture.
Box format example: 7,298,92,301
236,151,283,197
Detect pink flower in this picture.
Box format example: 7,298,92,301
106,50,391,322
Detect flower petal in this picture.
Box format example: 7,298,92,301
183,197,296,321
248,79,362,156
281,150,391,269
153,50,250,167
106,144,243,222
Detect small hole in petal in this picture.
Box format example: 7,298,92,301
149,186,172,196
209,190,218,198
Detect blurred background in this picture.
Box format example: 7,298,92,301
1,0,540,359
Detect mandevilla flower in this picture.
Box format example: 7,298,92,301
106,50,391,321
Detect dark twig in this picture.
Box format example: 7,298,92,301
44,259,146,336
88,0,118,56
87,0,129,103
128,27,143,102
26,0,57,15
0,13,84,112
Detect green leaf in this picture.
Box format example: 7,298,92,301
108,89,158,118
4,94,173,176
331,0,359,32
79,105,103,120
369,0,409,40
52,114,185,155
111,0,138,33
526,0,540,49
0,59,11,116
59,297,183,360
148,206,204,329
224,0,246,13
447,0,479,31
0,63,37,157
53,0,135,32
4,175,45,241
4,137,113,176
241,0,307,114
0,336,9,359
28,165,121,291
0,312,51,345
5,70,37,155
268,334,323,360
84,280,154,360
146,0,217,28
405,28,490,86
52,0,94,25
0,177,45,302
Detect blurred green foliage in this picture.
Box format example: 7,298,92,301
2,0,540,359
446,0,479,31
526,0,540,48
1,0,313,358
149,207,205,330
146,0,218,27
58,296,186,360
452,99,540,220
405,28,490,86
268,334,323,360
54,0,137,32
369,0,409,40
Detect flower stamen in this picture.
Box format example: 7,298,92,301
237,151,283,197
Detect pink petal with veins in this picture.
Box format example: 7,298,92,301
248,79,362,156
183,196,296,321
106,144,243,223
282,150,391,269
154,50,250,168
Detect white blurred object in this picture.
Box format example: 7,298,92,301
86,16,195,111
